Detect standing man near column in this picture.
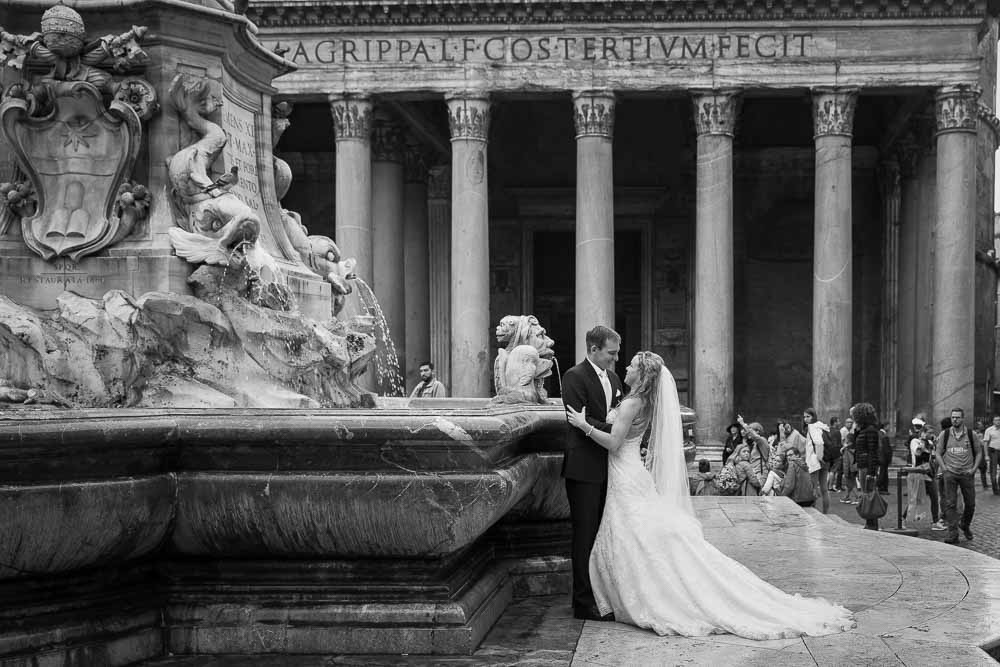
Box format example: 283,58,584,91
984,415,1000,495
935,408,984,545
561,326,622,620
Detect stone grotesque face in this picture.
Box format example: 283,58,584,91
308,236,354,297
190,195,260,247
495,315,520,344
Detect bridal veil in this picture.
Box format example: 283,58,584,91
645,366,695,517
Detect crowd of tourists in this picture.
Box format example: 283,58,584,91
693,404,994,544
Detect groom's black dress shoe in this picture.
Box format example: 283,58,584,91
573,605,603,621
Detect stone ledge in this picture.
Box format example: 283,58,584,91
248,0,991,27
0,405,569,480
164,561,516,655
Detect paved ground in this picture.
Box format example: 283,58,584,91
824,472,1000,560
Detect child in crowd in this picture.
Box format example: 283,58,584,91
691,459,718,496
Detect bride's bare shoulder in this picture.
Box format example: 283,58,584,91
618,396,644,416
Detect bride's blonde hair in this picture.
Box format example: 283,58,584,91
627,351,664,422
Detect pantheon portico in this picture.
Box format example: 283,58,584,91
251,1,1000,447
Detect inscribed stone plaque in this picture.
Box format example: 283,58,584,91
220,93,279,257
272,31,828,66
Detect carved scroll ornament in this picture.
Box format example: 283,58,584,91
0,5,155,259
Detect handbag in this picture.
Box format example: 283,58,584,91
856,474,888,520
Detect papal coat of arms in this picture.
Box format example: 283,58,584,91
0,4,156,260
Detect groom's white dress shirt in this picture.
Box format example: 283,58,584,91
587,358,613,415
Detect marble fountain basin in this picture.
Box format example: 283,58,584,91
0,402,565,570
0,399,697,660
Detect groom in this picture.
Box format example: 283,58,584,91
561,325,623,620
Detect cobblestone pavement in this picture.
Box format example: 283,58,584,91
824,474,1000,560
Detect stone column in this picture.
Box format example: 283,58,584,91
573,90,617,361
427,166,452,390
691,90,739,448
811,88,858,419
371,112,407,393
932,85,980,416
403,140,430,394
329,95,373,286
896,137,922,425
878,159,901,434
446,94,491,398
914,144,937,417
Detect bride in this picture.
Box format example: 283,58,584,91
565,351,855,639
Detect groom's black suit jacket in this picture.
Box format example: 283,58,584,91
561,359,624,483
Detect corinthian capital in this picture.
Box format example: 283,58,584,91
446,94,490,142
328,94,372,141
812,88,859,139
935,86,981,136
371,113,404,163
404,140,429,183
572,90,616,139
427,165,450,198
691,89,740,137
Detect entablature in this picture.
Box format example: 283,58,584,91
247,0,990,27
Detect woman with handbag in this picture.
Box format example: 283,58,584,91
850,402,885,530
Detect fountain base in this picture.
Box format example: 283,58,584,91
0,406,573,661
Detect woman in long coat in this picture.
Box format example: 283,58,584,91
849,402,881,530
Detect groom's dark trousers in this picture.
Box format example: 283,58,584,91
561,359,622,615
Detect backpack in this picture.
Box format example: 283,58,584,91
821,429,838,463
716,463,742,495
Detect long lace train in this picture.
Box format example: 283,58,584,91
589,431,855,639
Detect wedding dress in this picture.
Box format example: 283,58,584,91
588,368,855,639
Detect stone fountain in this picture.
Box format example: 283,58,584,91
0,3,688,664
0,3,581,663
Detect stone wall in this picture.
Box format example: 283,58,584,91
735,148,881,426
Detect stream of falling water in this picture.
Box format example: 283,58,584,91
353,277,405,397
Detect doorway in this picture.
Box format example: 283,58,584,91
531,229,644,396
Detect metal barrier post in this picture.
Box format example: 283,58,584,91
882,468,918,536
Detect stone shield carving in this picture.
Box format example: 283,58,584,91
1,81,142,260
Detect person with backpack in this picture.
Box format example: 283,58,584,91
716,444,761,496
803,407,832,513
934,407,984,545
